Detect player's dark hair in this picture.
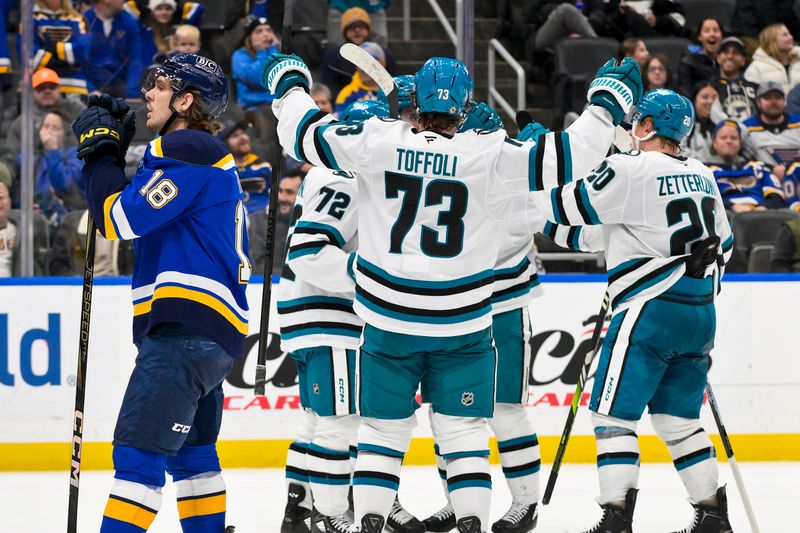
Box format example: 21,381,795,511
184,90,222,134
418,112,461,134
657,135,681,152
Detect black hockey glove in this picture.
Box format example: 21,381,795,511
87,94,137,158
72,104,124,160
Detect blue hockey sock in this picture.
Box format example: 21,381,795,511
101,445,166,532
167,444,226,533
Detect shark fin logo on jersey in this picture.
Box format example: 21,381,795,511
461,392,474,406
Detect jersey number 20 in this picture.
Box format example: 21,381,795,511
666,196,717,255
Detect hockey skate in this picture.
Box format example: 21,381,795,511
423,502,456,532
671,486,733,533
318,512,355,533
281,483,316,533
386,496,425,532
456,515,483,533
224,527,236,532
580,488,637,533
361,513,386,533
491,502,538,532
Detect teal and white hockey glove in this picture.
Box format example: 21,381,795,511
460,101,503,132
587,57,642,126
261,53,312,99
517,121,552,142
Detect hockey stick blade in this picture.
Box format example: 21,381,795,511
614,125,633,152
340,43,398,117
515,110,533,130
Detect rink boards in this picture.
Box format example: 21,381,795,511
1,274,799,471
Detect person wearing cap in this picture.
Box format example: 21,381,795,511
83,0,145,99
31,0,91,97
742,80,800,178
327,0,389,48
122,0,205,28
705,120,787,213
710,36,759,123
320,6,397,99
232,16,280,111
334,41,387,116
744,23,800,95
217,120,273,214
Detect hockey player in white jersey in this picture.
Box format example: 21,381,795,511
277,100,392,533
261,52,640,533
534,89,734,533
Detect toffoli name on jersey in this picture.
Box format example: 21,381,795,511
396,148,459,177
657,173,716,197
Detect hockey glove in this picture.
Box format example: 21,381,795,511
88,94,137,158
261,53,312,99
587,57,643,126
517,121,552,142
72,105,123,160
461,101,503,131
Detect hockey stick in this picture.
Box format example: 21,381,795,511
67,214,97,533
339,42,398,117
516,109,633,152
542,291,610,505
705,381,761,533
255,0,295,396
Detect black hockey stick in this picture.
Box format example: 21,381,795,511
543,291,610,505
67,214,97,533
515,110,533,130
255,0,295,396
705,381,761,532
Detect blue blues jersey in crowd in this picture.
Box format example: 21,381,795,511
83,8,144,99
83,129,251,357
237,153,272,214
29,4,90,95
124,1,205,27
783,162,800,211
706,159,786,209
0,0,14,87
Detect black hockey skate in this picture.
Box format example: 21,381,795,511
361,513,386,533
580,488,637,533
224,527,236,533
319,512,354,533
492,502,538,532
671,486,733,533
386,496,425,532
457,515,483,533
423,502,456,532
281,483,315,533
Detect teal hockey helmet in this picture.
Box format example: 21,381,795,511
631,89,695,143
414,57,473,117
339,99,390,123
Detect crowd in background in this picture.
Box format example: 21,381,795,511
0,0,799,278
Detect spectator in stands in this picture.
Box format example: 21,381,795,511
744,23,800,95
32,0,91,98
335,41,385,115
620,37,650,68
311,84,334,114
171,23,201,54
586,0,688,41
248,170,304,276
328,0,389,48
742,81,800,176
643,54,673,91
83,0,144,99
4,68,84,171
48,209,134,275
0,182,13,277
320,7,396,99
710,36,759,123
232,16,279,112
532,2,597,52
217,119,273,214
706,120,787,213
682,81,718,160
33,109,85,212
782,162,800,211
770,218,800,272
677,18,722,97
122,0,204,28
0,0,12,92
139,0,177,66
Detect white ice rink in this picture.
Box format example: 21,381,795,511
4,462,796,532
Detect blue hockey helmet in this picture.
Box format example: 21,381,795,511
631,89,695,143
459,101,503,132
414,57,473,117
394,75,416,110
141,53,229,119
340,99,390,123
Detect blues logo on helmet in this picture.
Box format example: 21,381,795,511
631,89,695,143
141,53,229,119
340,99,390,123
414,57,473,118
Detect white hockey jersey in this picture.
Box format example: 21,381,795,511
535,150,734,311
273,89,615,336
276,166,363,352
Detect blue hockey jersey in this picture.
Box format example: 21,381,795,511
83,129,251,357
29,4,90,95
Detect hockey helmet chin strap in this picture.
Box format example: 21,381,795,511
159,92,189,137
629,113,656,151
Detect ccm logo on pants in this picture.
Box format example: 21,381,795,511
171,423,192,433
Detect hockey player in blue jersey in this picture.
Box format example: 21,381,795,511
263,52,639,532
72,53,248,533
534,89,734,533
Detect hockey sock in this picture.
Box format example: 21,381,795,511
101,445,166,532
652,414,718,503
307,414,360,516
489,403,540,504
433,444,451,502
285,408,317,511
445,455,492,525
591,412,640,505
352,416,415,524
167,444,226,533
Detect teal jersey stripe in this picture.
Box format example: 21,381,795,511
288,246,323,261
357,443,405,458
352,477,399,490
491,285,531,304
494,256,530,277
577,181,601,224
608,257,648,279
295,108,319,161
497,435,539,448
528,143,538,191
441,450,490,460
316,124,341,170
280,327,362,340
561,131,573,184
550,188,565,224
355,292,492,324
278,296,353,309
448,479,492,491
615,264,682,307
357,256,494,290
296,220,346,247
